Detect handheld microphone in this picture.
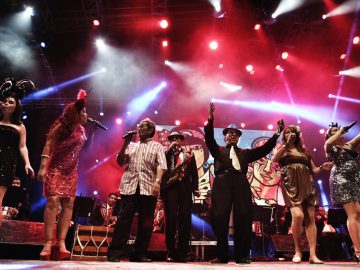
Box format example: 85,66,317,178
87,117,108,130
344,121,357,132
122,130,137,139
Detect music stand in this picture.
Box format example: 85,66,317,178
72,196,96,224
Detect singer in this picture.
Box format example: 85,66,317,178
107,118,167,262
37,89,96,261
325,122,360,263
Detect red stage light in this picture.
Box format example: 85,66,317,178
162,40,168,47
175,120,181,126
240,123,246,128
246,64,253,72
281,52,288,60
93,19,100,26
353,36,359,45
319,129,325,134
209,40,218,50
268,124,274,130
160,19,169,29
219,63,224,69
204,121,208,126
254,24,261,30
340,54,346,59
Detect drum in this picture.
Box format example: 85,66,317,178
2,206,19,220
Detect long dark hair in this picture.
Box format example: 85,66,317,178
48,102,81,143
0,97,22,125
281,126,307,154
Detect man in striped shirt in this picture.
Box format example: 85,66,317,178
107,118,167,262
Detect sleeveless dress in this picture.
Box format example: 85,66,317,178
0,124,20,188
278,153,319,207
326,146,360,205
44,125,87,197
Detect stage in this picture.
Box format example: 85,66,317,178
0,260,358,270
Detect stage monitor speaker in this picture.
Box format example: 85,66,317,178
271,234,309,255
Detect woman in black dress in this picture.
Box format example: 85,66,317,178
0,79,35,226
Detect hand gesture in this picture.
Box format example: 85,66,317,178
151,182,160,197
123,130,136,142
209,102,215,120
25,164,35,179
37,168,47,183
321,162,333,171
277,119,285,134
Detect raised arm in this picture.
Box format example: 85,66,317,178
346,132,360,149
19,124,34,178
324,127,345,153
116,132,134,166
204,102,221,159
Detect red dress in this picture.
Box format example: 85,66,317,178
44,125,87,197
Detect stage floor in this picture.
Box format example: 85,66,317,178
0,260,358,270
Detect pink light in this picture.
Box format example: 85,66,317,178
115,118,123,125
204,121,208,126
240,123,246,128
175,120,181,126
268,124,274,130
281,52,288,60
160,19,169,29
353,36,359,45
246,64,254,72
254,24,261,30
93,19,100,26
340,54,346,59
319,129,325,134
219,63,224,69
162,40,168,47
209,40,218,50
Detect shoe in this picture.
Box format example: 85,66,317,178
353,252,360,264
309,258,324,264
129,256,151,262
292,255,302,263
52,246,71,261
210,258,228,264
108,256,121,262
39,242,54,261
235,258,251,264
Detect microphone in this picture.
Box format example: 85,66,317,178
122,130,137,139
87,117,108,130
344,121,357,132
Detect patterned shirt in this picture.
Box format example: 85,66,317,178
119,138,167,196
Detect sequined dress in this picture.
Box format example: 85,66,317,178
44,125,87,197
326,146,360,205
0,124,20,188
278,153,319,207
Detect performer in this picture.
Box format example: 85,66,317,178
90,192,118,227
107,118,167,262
0,79,35,226
37,90,95,260
204,102,284,264
273,125,332,264
161,130,200,262
325,122,360,263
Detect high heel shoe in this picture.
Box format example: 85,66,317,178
52,245,71,261
292,255,302,263
39,242,54,261
309,258,324,264
353,251,360,264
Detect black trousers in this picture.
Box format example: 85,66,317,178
107,186,157,259
210,171,253,261
163,181,192,258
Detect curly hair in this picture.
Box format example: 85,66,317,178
281,126,307,153
0,97,22,125
48,102,81,142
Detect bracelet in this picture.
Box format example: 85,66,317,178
41,154,50,159
319,165,323,170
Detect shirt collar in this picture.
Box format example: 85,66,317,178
140,137,153,143
226,144,238,149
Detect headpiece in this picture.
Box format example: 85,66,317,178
74,89,87,111
222,123,242,137
0,78,35,100
168,130,185,141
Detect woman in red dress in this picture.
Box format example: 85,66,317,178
37,90,94,260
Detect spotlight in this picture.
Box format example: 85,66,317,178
40,42,46,48
159,19,169,29
204,120,208,126
96,159,99,163
22,114,28,120
339,70,344,75
254,24,261,30
322,14,327,20
353,36,360,45
101,67,106,72
297,120,301,124
268,124,274,130
162,40,168,47
93,19,100,26
99,112,104,116
209,40,218,50
175,120,181,126
160,81,167,87
93,190,98,195
319,129,325,134
246,64,254,74
313,148,317,152
219,63,224,69
317,180,322,184
281,52,288,60
240,123,246,128
115,118,123,125
95,39,105,49
275,65,284,71
164,60,170,65
340,54,346,60
24,6,34,16
154,110,158,115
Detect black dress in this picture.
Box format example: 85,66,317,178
0,124,20,188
